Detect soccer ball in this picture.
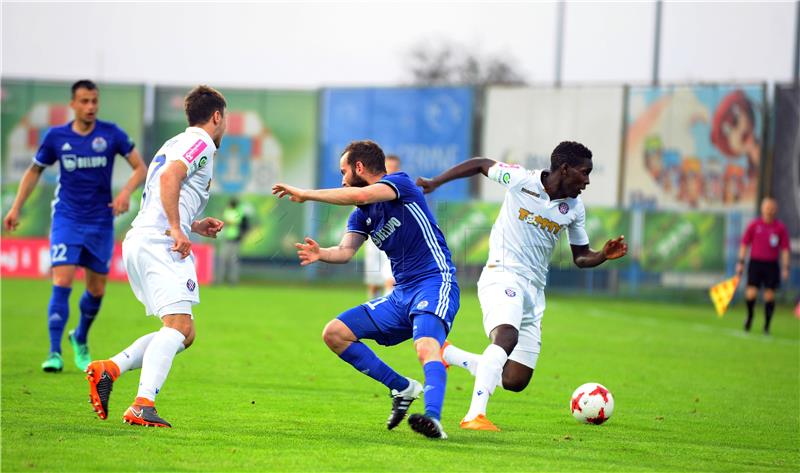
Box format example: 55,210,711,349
570,382,614,425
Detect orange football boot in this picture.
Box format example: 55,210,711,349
123,397,172,428
86,360,120,420
460,414,501,431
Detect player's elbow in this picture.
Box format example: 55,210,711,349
353,190,371,206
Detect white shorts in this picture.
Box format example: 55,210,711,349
477,268,544,369
122,231,199,317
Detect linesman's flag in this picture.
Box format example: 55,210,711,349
709,276,740,317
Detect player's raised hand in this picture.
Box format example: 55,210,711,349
415,177,439,194
3,208,20,232
169,227,192,259
272,183,307,203
110,189,132,216
191,217,224,238
295,237,321,266
602,235,628,260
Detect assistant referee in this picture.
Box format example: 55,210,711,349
735,197,790,334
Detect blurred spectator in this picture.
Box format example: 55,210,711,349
735,197,790,334
218,198,249,285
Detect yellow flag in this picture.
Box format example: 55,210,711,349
709,276,740,317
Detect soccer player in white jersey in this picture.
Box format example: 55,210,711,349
84,86,227,428
417,141,627,431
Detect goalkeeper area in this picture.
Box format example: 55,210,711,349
2,279,797,472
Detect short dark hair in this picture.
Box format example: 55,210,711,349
550,141,592,171
342,140,386,174
185,85,227,126
71,80,97,98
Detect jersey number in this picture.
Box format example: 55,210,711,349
365,297,388,310
51,244,68,263
141,154,167,203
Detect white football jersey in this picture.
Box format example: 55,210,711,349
485,162,589,289
131,127,216,235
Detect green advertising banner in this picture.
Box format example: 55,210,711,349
1,80,145,238
641,211,725,272
551,207,631,269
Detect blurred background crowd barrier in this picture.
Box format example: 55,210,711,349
2,79,798,300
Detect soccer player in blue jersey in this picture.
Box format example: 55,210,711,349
272,140,459,439
3,80,146,373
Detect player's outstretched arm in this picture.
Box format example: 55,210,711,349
191,217,224,238
296,233,367,265
273,183,396,206
3,164,45,231
416,157,496,194
570,235,627,268
110,149,147,216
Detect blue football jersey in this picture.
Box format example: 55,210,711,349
347,172,456,286
33,119,134,224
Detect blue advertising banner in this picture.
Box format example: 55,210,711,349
319,87,474,201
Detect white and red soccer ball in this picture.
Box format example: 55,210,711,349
570,383,614,425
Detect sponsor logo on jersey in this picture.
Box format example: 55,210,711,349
505,288,516,297
521,188,540,198
416,300,429,310
501,172,511,184
558,202,569,214
61,154,108,171
186,279,196,292
62,155,77,172
92,137,108,153
183,139,207,163
371,217,402,248
518,208,562,235
61,142,72,151
198,156,208,168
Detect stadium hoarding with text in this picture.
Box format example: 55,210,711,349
481,86,624,207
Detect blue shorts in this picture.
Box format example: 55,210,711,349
50,217,114,275
337,273,459,347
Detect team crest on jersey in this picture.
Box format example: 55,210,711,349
416,300,429,310
505,288,516,297
62,155,77,172
558,202,569,214
91,137,108,153
186,279,196,292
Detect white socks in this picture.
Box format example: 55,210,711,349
464,344,508,422
111,331,186,374
136,327,186,402
443,343,480,376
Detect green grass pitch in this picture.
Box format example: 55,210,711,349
2,278,798,471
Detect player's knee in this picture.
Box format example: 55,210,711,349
764,290,776,302
490,325,519,355
322,320,350,351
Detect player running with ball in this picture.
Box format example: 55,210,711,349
273,140,459,439
85,86,227,427
417,141,627,431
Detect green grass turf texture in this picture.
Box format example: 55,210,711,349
2,278,798,472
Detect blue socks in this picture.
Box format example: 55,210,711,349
339,342,409,392
423,361,447,420
75,291,102,344
47,286,72,354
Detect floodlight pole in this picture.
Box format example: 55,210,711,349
794,0,799,86
555,1,565,87
652,0,662,86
